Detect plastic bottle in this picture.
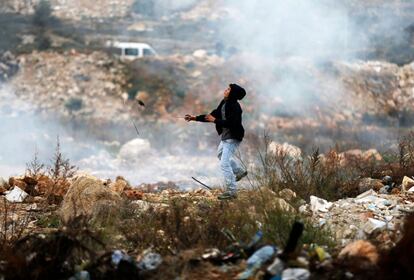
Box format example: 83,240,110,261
237,245,276,280
246,245,276,267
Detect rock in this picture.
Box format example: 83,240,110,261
339,240,379,264
5,186,29,202
258,187,295,212
60,175,122,223
0,185,6,195
402,176,414,191
35,175,55,194
124,189,144,200
408,186,414,193
362,149,383,161
23,176,38,186
310,196,333,213
363,218,386,235
358,178,384,193
8,177,28,191
278,188,297,202
272,197,295,213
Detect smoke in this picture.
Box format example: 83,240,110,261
207,0,411,122
217,1,357,60
1,0,412,186
0,84,223,187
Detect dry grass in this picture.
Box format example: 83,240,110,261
116,190,334,255
249,132,414,201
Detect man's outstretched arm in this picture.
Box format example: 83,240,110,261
185,109,219,122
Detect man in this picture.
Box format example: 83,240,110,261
185,83,248,200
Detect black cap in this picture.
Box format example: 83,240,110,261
229,83,246,100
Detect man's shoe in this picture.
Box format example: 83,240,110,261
217,191,237,200
236,171,248,182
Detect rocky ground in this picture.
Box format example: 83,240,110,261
1,169,414,279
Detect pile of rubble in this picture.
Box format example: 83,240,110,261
303,176,414,248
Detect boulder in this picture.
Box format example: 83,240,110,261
8,177,27,191
35,175,55,194
278,188,297,202
257,187,295,212
402,176,414,192
60,175,122,223
358,178,383,193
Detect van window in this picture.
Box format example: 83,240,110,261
125,48,139,56
143,48,155,56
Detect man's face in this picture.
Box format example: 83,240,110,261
224,87,231,99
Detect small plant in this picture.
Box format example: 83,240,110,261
1,198,33,247
32,0,57,51
48,136,77,181
26,146,45,177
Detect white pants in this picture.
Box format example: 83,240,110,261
217,139,245,192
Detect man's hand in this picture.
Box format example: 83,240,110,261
185,114,196,122
205,114,216,122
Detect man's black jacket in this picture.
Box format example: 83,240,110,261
195,99,244,141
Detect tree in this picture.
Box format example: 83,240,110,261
33,0,53,27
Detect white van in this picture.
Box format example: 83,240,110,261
110,42,157,60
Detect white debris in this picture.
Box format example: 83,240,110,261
310,195,333,213
282,268,310,280
363,218,386,235
5,186,28,203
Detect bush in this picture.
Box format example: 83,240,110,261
33,0,53,28
249,133,390,201
65,97,83,112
